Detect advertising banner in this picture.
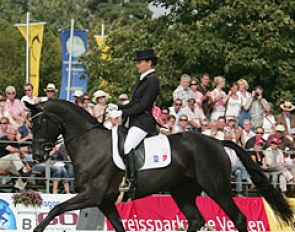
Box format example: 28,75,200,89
59,29,88,102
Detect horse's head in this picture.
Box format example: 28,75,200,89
25,101,64,163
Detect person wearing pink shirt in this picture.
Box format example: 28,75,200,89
4,86,25,127
210,76,230,121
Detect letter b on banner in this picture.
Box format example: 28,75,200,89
17,211,37,231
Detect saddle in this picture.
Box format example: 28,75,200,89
117,126,145,170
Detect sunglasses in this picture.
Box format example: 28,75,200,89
46,90,55,93
271,142,278,145
25,89,32,92
179,119,188,122
83,97,90,100
161,112,169,115
0,122,8,124
175,103,182,106
256,132,264,135
202,124,209,127
7,92,15,95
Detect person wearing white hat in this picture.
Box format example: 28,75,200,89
275,101,295,133
73,90,84,104
92,90,109,123
118,94,129,106
40,83,58,102
268,124,295,151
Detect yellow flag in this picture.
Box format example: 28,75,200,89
16,23,45,96
94,35,110,60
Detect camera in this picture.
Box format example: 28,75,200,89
255,92,260,97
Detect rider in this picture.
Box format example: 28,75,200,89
119,49,160,197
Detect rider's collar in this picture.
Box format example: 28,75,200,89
140,69,155,81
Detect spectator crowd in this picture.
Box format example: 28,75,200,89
1,73,295,196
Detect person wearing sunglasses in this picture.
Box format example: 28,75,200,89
245,127,266,150
0,117,10,137
190,79,203,108
21,83,39,106
169,98,183,125
176,114,189,133
40,83,58,102
4,86,25,127
275,101,295,133
268,124,295,151
81,92,93,115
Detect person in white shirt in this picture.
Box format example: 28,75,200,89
225,82,242,119
21,83,40,107
169,98,183,125
237,78,251,126
182,96,205,130
172,74,194,107
262,102,276,139
242,119,255,143
40,83,58,102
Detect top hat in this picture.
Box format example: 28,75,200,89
134,49,157,61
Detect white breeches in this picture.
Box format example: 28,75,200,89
124,126,148,154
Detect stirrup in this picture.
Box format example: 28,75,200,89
118,177,131,192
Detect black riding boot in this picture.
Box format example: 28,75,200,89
124,149,136,199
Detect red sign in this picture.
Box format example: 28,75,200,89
106,195,270,231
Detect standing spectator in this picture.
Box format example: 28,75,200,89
210,76,228,121
190,79,203,108
242,119,255,143
249,138,267,168
263,102,276,139
21,83,39,107
276,101,295,133
92,90,109,123
173,74,194,106
0,117,9,137
169,98,183,125
225,82,242,119
176,114,189,133
82,92,94,115
245,127,265,150
244,86,270,130
157,107,170,127
237,79,251,126
197,73,212,118
118,94,129,106
264,137,295,193
40,83,58,102
183,97,205,130
268,124,295,151
4,86,25,127
224,131,248,197
217,116,226,132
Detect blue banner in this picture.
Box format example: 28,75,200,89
59,29,88,102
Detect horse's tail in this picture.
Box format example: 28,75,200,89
222,140,294,225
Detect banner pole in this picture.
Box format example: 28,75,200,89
101,24,105,44
26,12,30,84
67,18,75,101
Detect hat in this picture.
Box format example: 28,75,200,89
227,116,237,121
134,49,157,61
289,128,295,134
275,124,285,132
255,138,264,145
119,94,128,100
73,90,83,98
92,90,109,103
280,101,295,112
44,83,57,92
270,137,281,144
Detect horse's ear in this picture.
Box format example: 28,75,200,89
24,101,43,115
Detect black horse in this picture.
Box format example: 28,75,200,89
25,99,293,232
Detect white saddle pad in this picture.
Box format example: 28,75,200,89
112,126,171,170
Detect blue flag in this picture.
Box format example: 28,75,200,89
59,29,88,101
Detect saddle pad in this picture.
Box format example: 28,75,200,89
112,126,171,171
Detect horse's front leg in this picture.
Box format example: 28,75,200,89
99,200,125,232
33,193,98,232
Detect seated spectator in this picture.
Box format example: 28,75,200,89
275,101,295,133
183,97,205,131
234,127,246,147
224,131,248,196
0,96,14,124
245,127,265,150
226,116,239,131
244,85,270,130
160,115,177,135
157,106,170,126
190,79,203,108
264,137,295,193
201,118,210,133
237,79,251,127
118,94,129,106
16,114,32,159
40,83,58,102
21,83,39,107
82,92,94,115
263,102,276,139
197,73,212,118
152,102,161,122
173,74,194,107
92,90,109,123
249,138,267,168
0,117,9,137
210,76,228,121
225,82,242,119
76,97,87,110
217,116,226,133
176,114,189,133
4,86,26,127
202,120,224,140
268,124,295,151
0,127,31,190
169,98,183,125
73,90,83,104
242,119,255,143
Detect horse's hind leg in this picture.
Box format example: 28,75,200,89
33,193,97,232
170,183,205,232
99,200,125,232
